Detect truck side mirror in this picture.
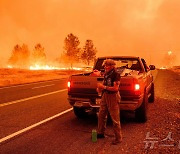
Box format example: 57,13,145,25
149,65,155,70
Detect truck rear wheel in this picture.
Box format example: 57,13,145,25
148,83,155,103
135,91,148,123
73,107,87,119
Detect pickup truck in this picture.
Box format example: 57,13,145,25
67,56,155,122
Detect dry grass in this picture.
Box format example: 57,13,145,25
0,68,85,87
170,66,180,75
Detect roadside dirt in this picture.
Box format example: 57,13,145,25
0,68,85,87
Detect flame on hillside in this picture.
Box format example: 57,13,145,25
6,62,93,71
29,64,60,70
29,64,85,71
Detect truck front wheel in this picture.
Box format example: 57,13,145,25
135,91,148,123
73,107,87,119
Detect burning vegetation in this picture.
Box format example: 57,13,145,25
7,33,96,70
161,51,176,68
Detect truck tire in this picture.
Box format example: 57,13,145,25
73,107,87,119
135,91,148,123
148,83,155,103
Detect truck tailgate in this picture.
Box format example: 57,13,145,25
69,76,103,94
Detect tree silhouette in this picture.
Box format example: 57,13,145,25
8,44,30,68
32,43,46,66
81,40,97,65
63,33,81,68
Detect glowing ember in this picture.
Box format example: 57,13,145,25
160,66,167,69
168,51,172,55
7,65,13,68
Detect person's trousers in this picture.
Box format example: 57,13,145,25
98,92,122,141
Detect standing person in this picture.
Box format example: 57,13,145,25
97,59,122,145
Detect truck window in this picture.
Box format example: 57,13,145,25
94,59,105,71
141,58,150,72
94,58,142,72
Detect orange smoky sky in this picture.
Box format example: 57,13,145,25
0,0,180,67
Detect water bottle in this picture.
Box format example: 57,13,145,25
92,129,97,142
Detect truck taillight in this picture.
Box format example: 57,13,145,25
135,84,140,90
67,81,71,88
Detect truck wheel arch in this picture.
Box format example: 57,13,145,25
73,107,87,119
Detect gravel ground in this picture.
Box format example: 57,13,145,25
144,69,180,154
139,69,180,154
96,69,180,154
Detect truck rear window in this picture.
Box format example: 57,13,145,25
94,58,142,71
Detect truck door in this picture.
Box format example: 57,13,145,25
141,58,152,93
